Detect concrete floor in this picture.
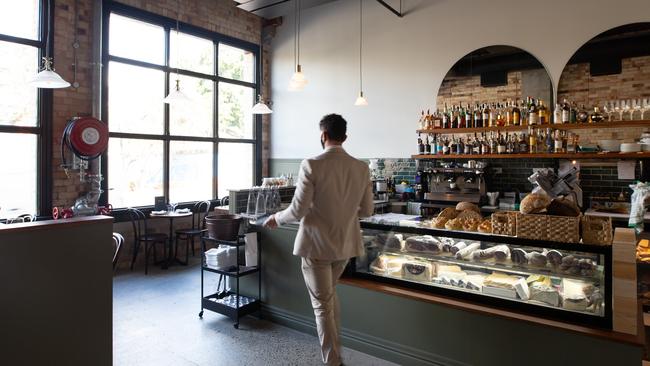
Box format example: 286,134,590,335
113,259,396,366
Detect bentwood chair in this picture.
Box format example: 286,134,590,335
127,208,168,275
174,200,211,264
112,233,124,271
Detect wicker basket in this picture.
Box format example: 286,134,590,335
581,215,613,245
516,213,549,241
492,211,517,236
516,213,580,243
547,215,581,243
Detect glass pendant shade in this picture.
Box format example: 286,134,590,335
252,95,273,114
354,91,368,106
288,65,308,91
164,79,190,104
30,57,70,89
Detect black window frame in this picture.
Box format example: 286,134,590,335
0,0,53,219
100,1,262,212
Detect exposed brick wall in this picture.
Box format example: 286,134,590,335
437,71,523,108
51,0,269,209
558,56,650,109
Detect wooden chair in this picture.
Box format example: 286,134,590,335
127,208,168,275
112,233,124,270
174,200,211,265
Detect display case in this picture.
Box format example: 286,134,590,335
350,222,612,328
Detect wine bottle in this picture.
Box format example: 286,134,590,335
513,101,521,126
561,99,570,124
424,134,431,154
538,100,548,125
528,97,538,125
418,133,424,154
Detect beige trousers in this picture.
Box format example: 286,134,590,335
301,257,349,366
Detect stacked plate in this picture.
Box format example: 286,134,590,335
620,143,642,153
205,246,237,269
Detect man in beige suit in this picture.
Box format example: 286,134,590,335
264,114,374,366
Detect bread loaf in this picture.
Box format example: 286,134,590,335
438,207,459,219
547,196,581,217
456,202,480,213
519,193,551,214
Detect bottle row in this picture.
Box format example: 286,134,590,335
418,97,607,130
416,128,579,156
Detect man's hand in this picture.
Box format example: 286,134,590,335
263,214,278,229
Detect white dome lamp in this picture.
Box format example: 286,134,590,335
288,0,308,91
30,0,70,89
164,0,191,104
252,33,272,114
354,0,367,106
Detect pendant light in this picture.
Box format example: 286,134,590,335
30,0,70,88
288,0,307,91
354,0,367,106
252,32,272,114
164,0,190,104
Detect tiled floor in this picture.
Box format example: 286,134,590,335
113,260,396,366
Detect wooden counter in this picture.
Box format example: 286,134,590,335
0,215,114,366
340,276,644,346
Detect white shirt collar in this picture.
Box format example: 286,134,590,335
324,145,344,152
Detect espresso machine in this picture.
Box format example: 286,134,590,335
416,160,486,205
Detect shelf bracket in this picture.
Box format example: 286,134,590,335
375,0,403,18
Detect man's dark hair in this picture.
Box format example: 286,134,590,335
319,114,347,141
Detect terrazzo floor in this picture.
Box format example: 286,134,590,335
113,259,396,366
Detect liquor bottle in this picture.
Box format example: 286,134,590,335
482,104,489,128
506,133,514,154
519,133,528,153
505,101,512,126
554,130,564,153
576,105,589,123
464,105,472,129
528,127,537,154
424,134,431,154
569,101,578,123
442,103,450,129
456,137,464,155
419,110,426,129
433,109,442,128
464,137,471,154
497,103,506,127
489,132,497,154
451,106,458,129
473,133,481,154
567,132,578,153
481,133,489,155
561,99,571,124
590,106,604,123
538,100,548,125
528,97,538,125
418,133,424,154
562,131,568,152
553,103,562,124
497,132,506,154
521,99,529,126
489,103,497,127
513,133,520,153
545,128,553,153
442,137,450,155
474,103,482,128
512,101,521,126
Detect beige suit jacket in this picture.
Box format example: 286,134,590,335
275,146,374,260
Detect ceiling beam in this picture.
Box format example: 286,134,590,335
375,0,402,18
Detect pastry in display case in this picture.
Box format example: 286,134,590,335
352,223,611,327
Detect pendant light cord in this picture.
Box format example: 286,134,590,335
297,0,301,66
45,0,52,60
359,0,363,91
293,0,298,70
174,0,180,82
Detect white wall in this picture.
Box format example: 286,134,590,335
269,0,650,159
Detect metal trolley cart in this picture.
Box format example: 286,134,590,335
199,233,261,329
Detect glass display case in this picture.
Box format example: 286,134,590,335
351,222,612,328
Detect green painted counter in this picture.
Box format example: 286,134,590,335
241,224,644,366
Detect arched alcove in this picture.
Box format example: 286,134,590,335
436,45,553,114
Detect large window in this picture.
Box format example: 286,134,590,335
103,4,260,208
0,0,49,218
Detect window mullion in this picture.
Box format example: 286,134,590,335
163,26,171,202
213,41,219,199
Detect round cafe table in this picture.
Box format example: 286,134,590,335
150,210,192,269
